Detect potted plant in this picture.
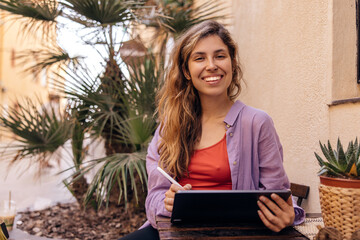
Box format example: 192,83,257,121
314,138,360,239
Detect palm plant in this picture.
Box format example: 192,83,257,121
141,0,226,63
0,0,226,210
315,138,360,179
0,0,151,207
56,55,159,208
0,98,73,175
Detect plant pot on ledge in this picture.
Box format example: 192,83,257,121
315,139,360,240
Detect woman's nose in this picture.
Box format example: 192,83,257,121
206,59,218,71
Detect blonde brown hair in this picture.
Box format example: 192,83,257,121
157,20,243,178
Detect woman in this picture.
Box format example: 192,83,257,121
121,20,305,240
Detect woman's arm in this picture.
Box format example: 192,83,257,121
255,113,305,229
145,128,172,228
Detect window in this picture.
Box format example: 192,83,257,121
330,0,360,105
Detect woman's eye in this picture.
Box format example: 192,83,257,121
216,55,226,59
194,57,204,61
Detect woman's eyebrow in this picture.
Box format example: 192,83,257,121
190,49,227,57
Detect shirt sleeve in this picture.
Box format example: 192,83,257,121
293,199,305,225
145,127,172,229
256,112,305,225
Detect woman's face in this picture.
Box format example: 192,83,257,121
187,35,232,100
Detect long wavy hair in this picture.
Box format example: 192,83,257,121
156,20,243,178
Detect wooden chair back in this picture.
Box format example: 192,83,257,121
290,183,310,206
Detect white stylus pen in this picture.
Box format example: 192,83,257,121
157,166,183,188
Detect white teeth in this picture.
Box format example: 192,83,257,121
204,76,221,82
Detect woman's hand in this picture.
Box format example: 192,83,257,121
164,183,192,212
257,193,295,232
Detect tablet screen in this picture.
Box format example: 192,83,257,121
171,190,291,224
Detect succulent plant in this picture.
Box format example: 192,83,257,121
315,138,360,179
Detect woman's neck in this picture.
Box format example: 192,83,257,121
200,97,234,122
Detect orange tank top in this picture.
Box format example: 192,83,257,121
178,134,232,190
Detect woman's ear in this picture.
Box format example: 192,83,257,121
182,66,191,80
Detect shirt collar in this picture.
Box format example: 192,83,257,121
224,100,245,127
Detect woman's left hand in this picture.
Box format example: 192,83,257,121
257,193,295,232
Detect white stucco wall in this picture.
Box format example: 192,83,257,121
229,0,360,213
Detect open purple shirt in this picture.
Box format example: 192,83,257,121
143,100,305,228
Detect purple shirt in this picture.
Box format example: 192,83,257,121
143,100,305,228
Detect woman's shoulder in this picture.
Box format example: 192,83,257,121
231,100,272,123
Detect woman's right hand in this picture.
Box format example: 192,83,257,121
164,183,192,212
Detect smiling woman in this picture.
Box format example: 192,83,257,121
187,35,233,101
120,20,305,240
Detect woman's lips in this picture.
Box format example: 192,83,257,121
202,75,222,84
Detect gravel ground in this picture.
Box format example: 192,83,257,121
15,202,146,240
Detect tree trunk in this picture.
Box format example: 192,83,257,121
70,174,89,208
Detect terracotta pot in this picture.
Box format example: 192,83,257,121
319,175,360,188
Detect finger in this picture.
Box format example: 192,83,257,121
267,194,295,227
170,183,184,192
257,198,277,220
259,196,281,216
165,203,173,212
258,210,281,232
165,189,175,199
183,184,192,190
257,199,282,228
164,197,174,212
270,194,292,211
166,197,174,206
163,197,174,207
286,194,293,206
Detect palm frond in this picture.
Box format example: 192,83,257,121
141,0,227,62
112,112,156,148
65,152,147,209
0,0,60,37
61,0,143,27
71,115,85,171
0,97,73,173
125,55,160,115
51,65,128,145
145,0,226,36
16,46,82,76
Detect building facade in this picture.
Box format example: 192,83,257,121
217,0,359,213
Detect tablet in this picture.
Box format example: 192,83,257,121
170,189,291,224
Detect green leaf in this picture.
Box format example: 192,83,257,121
0,0,60,38
319,141,331,162
321,162,344,177
315,152,326,167
16,46,82,77
344,151,356,174
61,0,141,26
0,97,72,173
74,152,147,209
337,138,347,171
326,140,340,168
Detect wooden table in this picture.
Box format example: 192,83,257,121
156,216,309,240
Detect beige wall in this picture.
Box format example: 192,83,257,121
0,12,4,107
229,0,360,213
0,11,55,141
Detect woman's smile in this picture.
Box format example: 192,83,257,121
187,35,232,99
202,75,223,84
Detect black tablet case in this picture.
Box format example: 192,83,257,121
170,190,291,224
